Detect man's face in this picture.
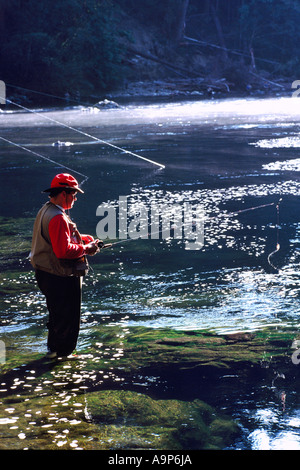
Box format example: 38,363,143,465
64,190,78,209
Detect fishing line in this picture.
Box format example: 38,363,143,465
98,197,284,274
0,92,283,267
226,198,283,271
6,83,89,107
0,135,89,187
3,97,165,169
267,198,282,271
98,199,283,261
225,198,283,271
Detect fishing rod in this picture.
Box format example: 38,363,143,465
97,198,283,271
2,97,165,170
98,241,113,249
0,90,283,269
223,201,278,217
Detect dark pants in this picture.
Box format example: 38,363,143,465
36,269,82,356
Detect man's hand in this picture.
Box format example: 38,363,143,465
84,240,100,256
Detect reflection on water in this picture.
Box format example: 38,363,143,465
81,179,300,333
1,96,300,449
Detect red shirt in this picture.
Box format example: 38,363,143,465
48,213,93,259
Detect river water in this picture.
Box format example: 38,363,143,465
1,95,300,450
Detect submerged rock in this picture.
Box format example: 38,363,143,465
0,323,298,450
94,99,121,109
85,389,239,450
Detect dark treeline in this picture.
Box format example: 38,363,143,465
0,0,299,99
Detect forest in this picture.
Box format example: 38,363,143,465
0,0,299,101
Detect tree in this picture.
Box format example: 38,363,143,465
238,0,300,73
0,0,123,96
170,0,190,44
209,1,228,61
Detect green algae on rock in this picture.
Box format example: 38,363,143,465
85,389,239,450
0,384,239,450
85,325,297,375
0,321,299,450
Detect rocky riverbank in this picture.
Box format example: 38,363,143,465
106,75,292,104
6,73,293,108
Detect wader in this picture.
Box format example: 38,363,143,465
36,269,82,356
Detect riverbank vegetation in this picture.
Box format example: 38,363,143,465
0,0,299,102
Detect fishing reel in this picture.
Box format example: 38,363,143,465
97,240,112,250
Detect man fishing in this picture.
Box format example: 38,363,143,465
30,173,100,359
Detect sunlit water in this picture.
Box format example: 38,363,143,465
1,96,300,449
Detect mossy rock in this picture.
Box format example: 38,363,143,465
86,389,239,449
0,322,296,450
0,383,239,450
85,324,296,377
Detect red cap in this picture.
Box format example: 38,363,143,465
43,173,84,193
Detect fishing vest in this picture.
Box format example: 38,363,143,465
30,202,88,277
